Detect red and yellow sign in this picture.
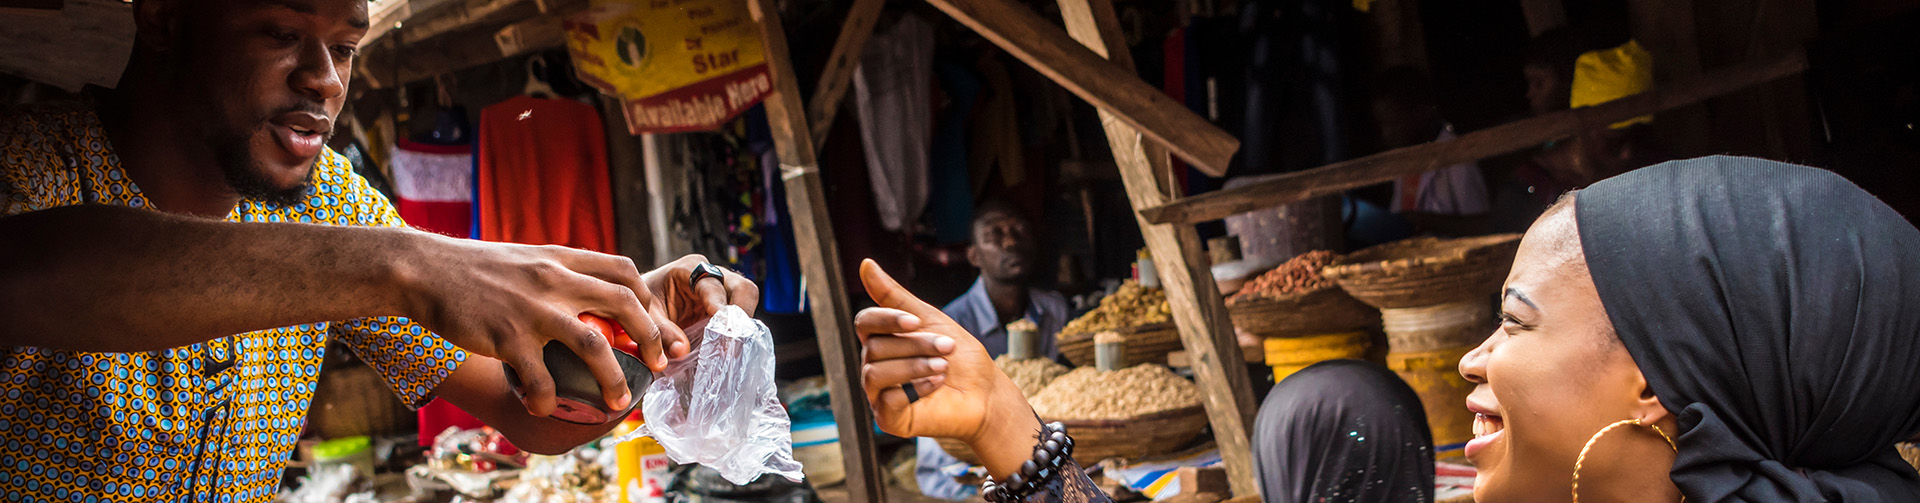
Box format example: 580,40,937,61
565,0,772,133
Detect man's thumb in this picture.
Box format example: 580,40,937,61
859,259,942,318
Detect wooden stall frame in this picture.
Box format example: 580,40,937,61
1139,48,1810,226
747,0,890,502
1053,0,1259,495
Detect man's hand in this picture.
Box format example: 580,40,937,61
640,254,761,358
398,236,677,418
427,252,763,451
855,259,1040,479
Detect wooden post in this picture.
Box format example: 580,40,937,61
920,0,1240,175
1055,0,1259,495
596,96,655,268
806,0,887,151
747,0,887,501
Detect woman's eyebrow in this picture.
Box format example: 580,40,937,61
1505,287,1539,311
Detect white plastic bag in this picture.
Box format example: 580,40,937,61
613,305,804,485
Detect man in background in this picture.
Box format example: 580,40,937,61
917,201,1070,499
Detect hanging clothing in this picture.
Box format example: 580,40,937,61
1577,156,1920,501
389,139,474,238
476,95,616,253
1252,360,1435,503
1390,124,1490,215
968,55,1024,196
759,147,806,314
851,12,934,233
928,59,982,244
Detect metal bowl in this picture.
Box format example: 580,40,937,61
501,341,652,425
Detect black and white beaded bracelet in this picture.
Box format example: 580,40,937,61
981,421,1075,503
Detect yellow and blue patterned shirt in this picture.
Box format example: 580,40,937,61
0,103,469,502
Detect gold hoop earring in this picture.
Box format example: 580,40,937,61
1571,418,1680,503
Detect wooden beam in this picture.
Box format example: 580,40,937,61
1056,0,1259,496
1139,48,1810,225
805,0,886,151
923,0,1239,176
0,0,61,16
364,0,465,46
747,0,887,501
0,0,131,92
358,13,569,89
405,0,556,43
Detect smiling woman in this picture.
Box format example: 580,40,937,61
1459,156,1920,503
850,155,1920,503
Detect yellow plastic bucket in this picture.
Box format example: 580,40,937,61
1386,345,1477,457
1265,332,1370,382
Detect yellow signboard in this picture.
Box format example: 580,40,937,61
566,0,772,133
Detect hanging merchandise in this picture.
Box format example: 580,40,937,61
565,0,773,134
477,95,618,253
851,12,934,232
389,140,475,238
967,55,1023,197
927,59,982,245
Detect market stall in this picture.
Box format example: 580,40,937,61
4,0,1918,501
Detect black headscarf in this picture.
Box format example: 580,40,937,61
1576,156,1920,501
1252,359,1434,503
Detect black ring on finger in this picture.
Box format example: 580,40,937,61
689,262,726,289
902,382,920,403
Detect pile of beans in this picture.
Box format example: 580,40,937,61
1229,250,1337,304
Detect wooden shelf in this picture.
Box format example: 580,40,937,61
1137,48,1810,226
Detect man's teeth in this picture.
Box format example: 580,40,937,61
1472,413,1503,437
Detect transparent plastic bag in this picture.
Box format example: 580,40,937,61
608,305,804,485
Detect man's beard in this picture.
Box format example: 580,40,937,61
210,126,323,209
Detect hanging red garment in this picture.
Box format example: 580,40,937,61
389,140,474,238
476,95,617,254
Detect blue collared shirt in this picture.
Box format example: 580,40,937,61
917,277,1070,499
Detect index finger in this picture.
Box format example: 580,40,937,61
854,307,924,344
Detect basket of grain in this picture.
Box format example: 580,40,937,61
943,365,1211,465
1057,323,1182,367
1227,250,1378,338
1055,281,1182,366
1321,234,1523,309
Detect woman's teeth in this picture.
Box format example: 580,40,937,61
1472,413,1505,437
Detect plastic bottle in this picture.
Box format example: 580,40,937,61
613,411,671,503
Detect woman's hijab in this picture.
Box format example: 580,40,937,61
1253,359,1434,503
1576,156,1920,501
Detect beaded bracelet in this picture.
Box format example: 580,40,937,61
981,421,1075,503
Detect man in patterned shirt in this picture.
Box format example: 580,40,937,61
0,0,757,501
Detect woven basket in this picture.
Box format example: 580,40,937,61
937,405,1211,465
1057,323,1182,367
1322,234,1523,309
1381,300,1494,353
1227,286,1378,338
